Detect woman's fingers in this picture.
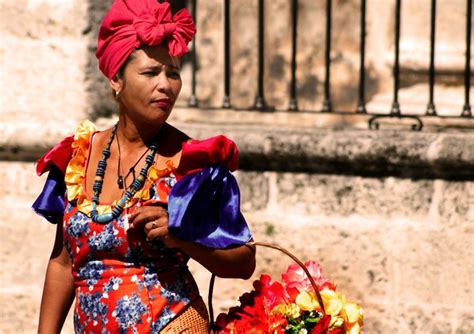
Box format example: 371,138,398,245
146,225,169,241
129,206,168,229
126,204,177,246
143,216,168,234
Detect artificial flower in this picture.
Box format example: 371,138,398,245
295,291,320,312
282,261,335,292
216,261,363,334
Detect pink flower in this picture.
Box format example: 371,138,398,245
282,261,335,293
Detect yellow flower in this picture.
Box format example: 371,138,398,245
320,289,343,316
272,303,301,319
347,322,362,334
342,302,364,333
295,291,319,311
330,315,344,328
343,302,363,324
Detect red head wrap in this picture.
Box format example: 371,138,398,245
96,0,196,79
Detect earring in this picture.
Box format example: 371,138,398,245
115,90,121,98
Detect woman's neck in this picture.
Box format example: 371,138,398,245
117,113,165,150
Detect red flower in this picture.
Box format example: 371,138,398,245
311,314,331,334
215,275,289,333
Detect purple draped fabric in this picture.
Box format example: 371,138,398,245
33,164,251,248
168,165,252,248
32,165,66,224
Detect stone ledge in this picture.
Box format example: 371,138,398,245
1,110,473,180
179,123,474,180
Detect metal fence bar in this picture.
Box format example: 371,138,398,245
187,1,470,125
253,0,270,111
288,0,299,111
357,0,367,114
391,0,402,115
461,0,472,117
222,0,231,109
426,0,437,115
187,0,198,107
322,0,332,112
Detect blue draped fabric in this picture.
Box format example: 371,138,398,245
32,165,66,224
168,165,252,248
33,164,252,248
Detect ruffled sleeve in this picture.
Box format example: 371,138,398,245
175,135,239,178
36,135,74,176
32,135,74,223
168,135,252,248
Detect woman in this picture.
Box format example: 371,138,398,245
33,1,255,332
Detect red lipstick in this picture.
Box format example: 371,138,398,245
151,98,172,111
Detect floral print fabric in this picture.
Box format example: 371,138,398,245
63,122,198,333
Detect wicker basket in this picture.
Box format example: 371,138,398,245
208,241,327,333
160,296,210,333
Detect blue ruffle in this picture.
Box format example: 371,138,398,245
32,165,66,224
168,165,252,248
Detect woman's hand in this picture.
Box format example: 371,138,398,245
128,204,180,248
129,204,256,279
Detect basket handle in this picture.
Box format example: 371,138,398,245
208,241,326,330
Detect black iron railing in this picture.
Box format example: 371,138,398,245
185,0,473,130
462,0,472,117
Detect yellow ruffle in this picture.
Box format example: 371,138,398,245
64,120,175,216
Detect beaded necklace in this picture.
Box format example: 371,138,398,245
116,134,149,189
90,123,158,224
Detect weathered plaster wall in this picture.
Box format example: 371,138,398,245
0,0,89,127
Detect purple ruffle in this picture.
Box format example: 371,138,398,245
32,165,66,224
168,165,252,248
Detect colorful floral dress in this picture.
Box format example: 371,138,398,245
33,121,252,333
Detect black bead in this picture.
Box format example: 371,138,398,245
117,176,124,189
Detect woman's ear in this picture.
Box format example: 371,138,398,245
109,75,123,96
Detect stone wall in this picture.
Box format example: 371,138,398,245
173,120,474,334
1,117,473,333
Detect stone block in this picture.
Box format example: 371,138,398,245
235,171,270,211
438,181,474,227
1,0,87,39
0,162,75,333
455,314,474,334
0,36,88,121
275,173,434,218
400,0,468,71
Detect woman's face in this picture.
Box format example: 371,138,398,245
112,44,182,125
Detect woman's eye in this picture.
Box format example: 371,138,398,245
142,71,157,76
168,71,181,79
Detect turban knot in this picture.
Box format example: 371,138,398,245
96,0,196,79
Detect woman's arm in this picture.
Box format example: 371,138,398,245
38,223,75,334
130,206,256,279
170,239,256,279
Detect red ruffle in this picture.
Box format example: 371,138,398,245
36,135,74,176
176,135,239,179
36,134,239,178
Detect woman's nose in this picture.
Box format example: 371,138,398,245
156,72,171,93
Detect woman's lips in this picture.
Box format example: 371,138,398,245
151,99,172,110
